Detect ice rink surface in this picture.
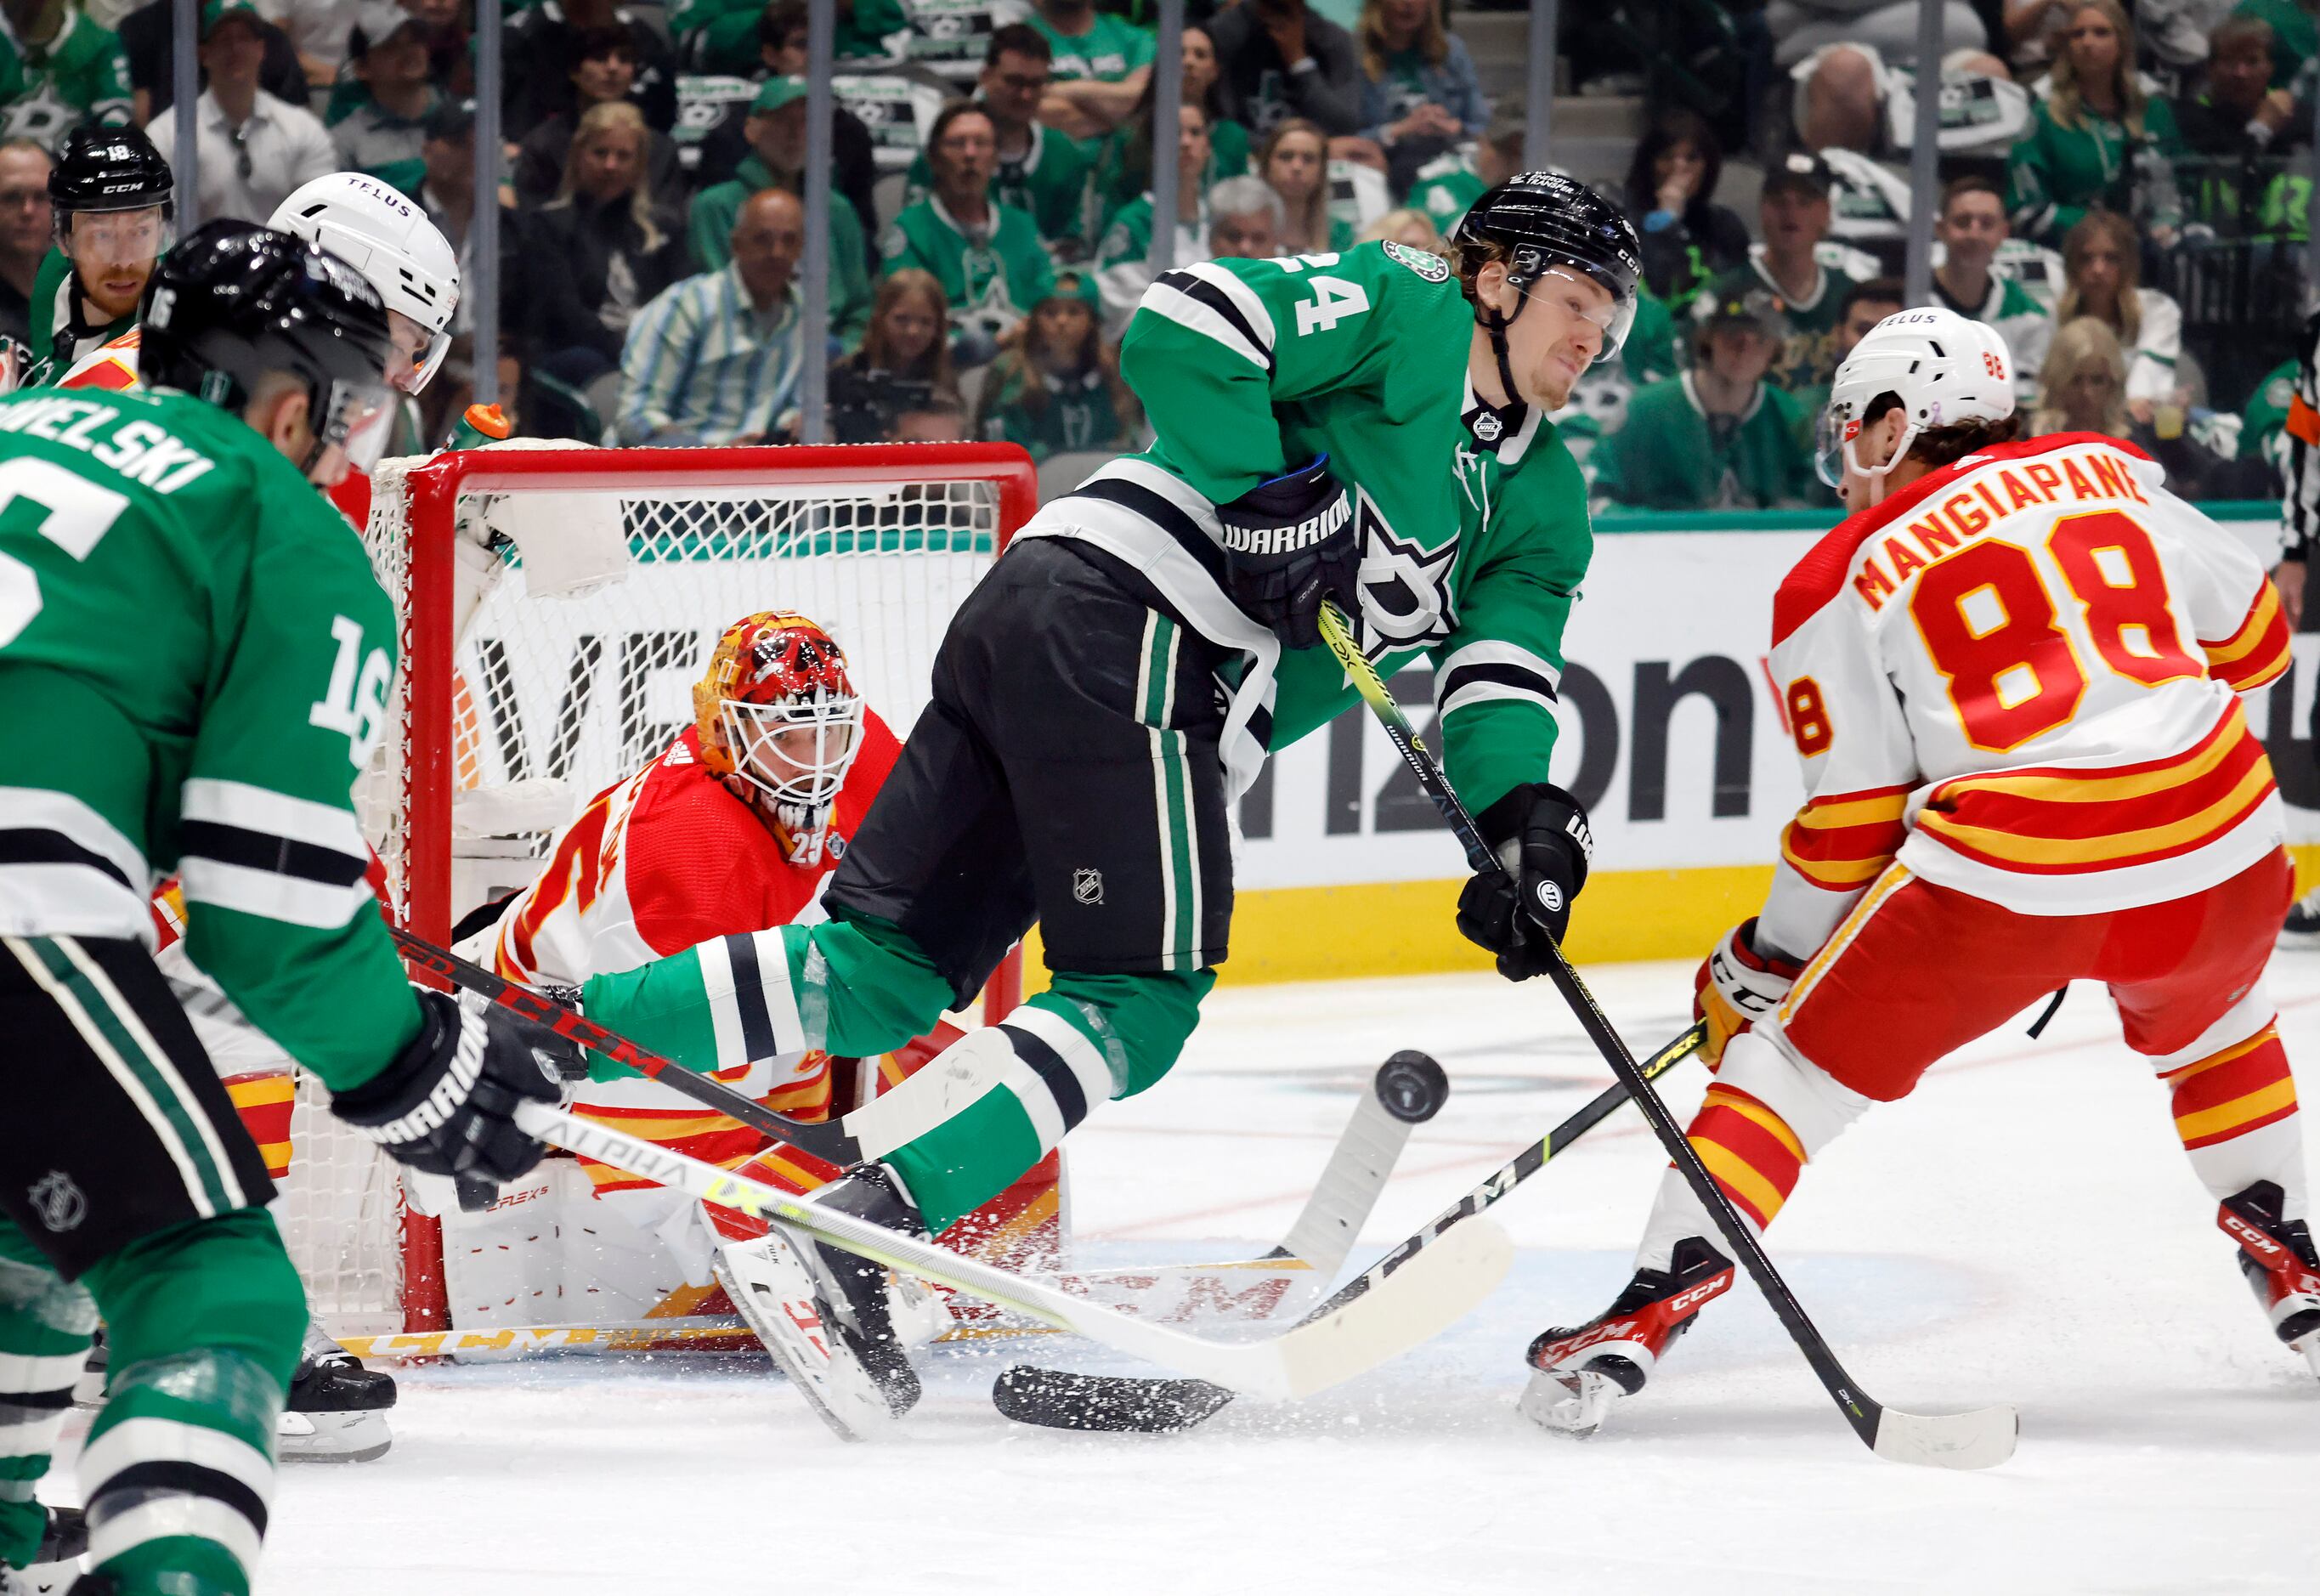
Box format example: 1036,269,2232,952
55,954,2320,1593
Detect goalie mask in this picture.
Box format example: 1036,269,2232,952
693,613,864,864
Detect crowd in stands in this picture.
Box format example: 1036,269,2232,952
0,0,2309,507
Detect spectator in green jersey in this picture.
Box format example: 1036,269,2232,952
1259,117,1350,255
0,0,132,148
829,268,955,442
1089,25,1249,229
2242,355,2300,473
675,0,906,75
976,269,1140,460
880,100,1055,365
1597,287,1816,511
1930,176,2051,399
1031,0,1152,139
1091,101,1209,336
687,77,871,343
1690,153,1861,395
903,26,1098,258
2006,0,2184,246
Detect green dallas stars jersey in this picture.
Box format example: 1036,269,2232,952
1027,10,1153,82
1056,238,1589,818
0,385,422,1088
1592,371,1817,511
0,8,132,148
880,195,1056,337
903,122,1098,252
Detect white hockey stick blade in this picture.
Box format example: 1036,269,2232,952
521,1104,1511,1401
1270,1051,1446,1276
1869,1403,2019,1470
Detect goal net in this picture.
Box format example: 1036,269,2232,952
291,442,1036,1336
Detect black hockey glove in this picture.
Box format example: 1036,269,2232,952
331,988,579,1188
1217,456,1360,651
1455,782,1593,982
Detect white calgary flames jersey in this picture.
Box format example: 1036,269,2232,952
1759,432,2292,961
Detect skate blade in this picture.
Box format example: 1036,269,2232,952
889,1270,953,1352
276,1406,393,1463
1517,1368,1623,1439
715,1241,897,1444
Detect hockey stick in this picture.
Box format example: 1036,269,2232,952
512,1101,1514,1401
990,1018,1706,1431
1310,603,2017,1469
392,928,862,1164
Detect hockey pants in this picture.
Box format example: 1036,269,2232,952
1633,852,2308,1270
1,934,302,1596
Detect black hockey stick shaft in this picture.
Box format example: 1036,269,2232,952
1316,605,1898,1452
391,927,863,1165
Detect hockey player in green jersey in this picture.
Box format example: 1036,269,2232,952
0,221,573,1595
574,172,1639,1438
25,122,170,382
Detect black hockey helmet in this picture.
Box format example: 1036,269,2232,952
139,219,399,475
49,121,174,234
1453,171,1643,367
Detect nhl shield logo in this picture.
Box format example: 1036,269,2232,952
1471,410,1504,443
30,1171,85,1233
1072,869,1105,906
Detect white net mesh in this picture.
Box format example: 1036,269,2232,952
286,446,1019,1333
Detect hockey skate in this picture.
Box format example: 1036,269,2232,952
275,1322,394,1463
716,1163,931,1441
2218,1183,2320,1377
1519,1239,1735,1438
1,1505,86,1594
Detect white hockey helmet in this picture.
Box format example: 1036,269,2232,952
269,173,460,393
1814,305,2015,493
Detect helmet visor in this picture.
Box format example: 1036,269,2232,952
1814,398,1859,490
1526,264,1638,365
718,690,863,809
322,376,399,473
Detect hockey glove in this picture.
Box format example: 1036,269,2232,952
1217,456,1360,651
1456,782,1593,981
1694,919,1804,1067
331,988,579,1188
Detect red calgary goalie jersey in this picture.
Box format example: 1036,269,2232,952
485,715,902,989
1760,432,2291,961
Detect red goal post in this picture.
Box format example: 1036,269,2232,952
321,441,1039,1334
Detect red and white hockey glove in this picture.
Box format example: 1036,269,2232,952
1693,919,1804,1068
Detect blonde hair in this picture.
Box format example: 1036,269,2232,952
2048,0,2147,138
1357,207,1442,252
857,269,954,388
2057,209,2142,346
1357,0,1446,82
2033,316,2130,438
1259,118,1333,254
550,101,664,252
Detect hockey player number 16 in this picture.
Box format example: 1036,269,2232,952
1908,510,2203,753
0,457,131,649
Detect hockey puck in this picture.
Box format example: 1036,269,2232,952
1374,1051,1450,1123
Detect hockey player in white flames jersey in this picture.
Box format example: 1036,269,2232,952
1526,306,2316,1437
